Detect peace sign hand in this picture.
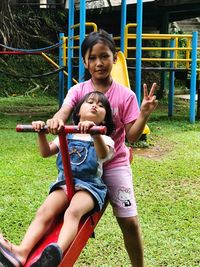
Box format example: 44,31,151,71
140,83,158,117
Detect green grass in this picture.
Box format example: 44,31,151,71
0,96,200,266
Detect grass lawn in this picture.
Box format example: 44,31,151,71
0,95,200,266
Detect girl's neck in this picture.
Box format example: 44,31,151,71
91,77,113,93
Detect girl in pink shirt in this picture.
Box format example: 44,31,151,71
47,29,158,266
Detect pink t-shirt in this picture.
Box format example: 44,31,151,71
63,79,140,170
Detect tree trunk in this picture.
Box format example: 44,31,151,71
0,0,21,47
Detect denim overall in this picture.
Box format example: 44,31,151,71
49,134,107,211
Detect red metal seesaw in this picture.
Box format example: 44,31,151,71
16,124,108,267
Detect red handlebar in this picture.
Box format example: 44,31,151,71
16,124,48,133
16,124,107,135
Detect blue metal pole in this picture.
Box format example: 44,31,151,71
190,31,198,123
67,0,74,90
120,0,127,52
135,0,143,105
168,38,175,117
79,0,86,81
59,32,64,106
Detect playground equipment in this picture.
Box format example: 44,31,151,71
0,43,67,80
123,24,199,122
61,27,199,122
61,0,199,123
1,0,200,121
1,1,199,122
16,124,107,267
111,51,130,88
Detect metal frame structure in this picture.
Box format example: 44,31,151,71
61,0,198,123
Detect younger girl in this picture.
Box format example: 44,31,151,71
46,29,158,266
0,91,114,267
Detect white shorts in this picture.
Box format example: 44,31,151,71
103,166,138,218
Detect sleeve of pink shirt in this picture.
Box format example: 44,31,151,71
114,82,140,125
122,92,140,125
62,83,81,108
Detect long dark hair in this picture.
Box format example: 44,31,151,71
72,91,115,136
81,29,117,81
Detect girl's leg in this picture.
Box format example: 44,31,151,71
30,191,95,267
103,166,144,267
57,190,95,252
2,189,68,265
116,216,144,267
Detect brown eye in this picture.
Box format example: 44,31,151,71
98,103,104,107
89,56,95,61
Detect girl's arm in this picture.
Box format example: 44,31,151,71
125,83,158,143
78,121,110,159
32,121,59,157
37,132,58,158
92,134,110,159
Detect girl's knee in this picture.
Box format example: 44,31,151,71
35,205,55,222
117,216,140,233
64,206,83,221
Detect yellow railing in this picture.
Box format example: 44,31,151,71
41,52,78,84
124,23,200,71
60,22,200,79
63,22,98,65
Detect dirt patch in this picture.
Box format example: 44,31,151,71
1,106,57,118
2,111,49,116
0,106,57,116
132,143,171,160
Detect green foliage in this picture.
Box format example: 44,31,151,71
0,96,58,128
132,124,200,266
12,8,68,47
15,9,42,36
0,54,61,97
0,8,69,97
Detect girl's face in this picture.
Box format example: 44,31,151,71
78,94,106,125
83,42,117,82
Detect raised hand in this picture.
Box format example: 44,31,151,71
140,83,158,117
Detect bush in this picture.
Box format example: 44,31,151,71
0,54,60,97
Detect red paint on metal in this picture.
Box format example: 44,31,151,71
0,51,40,55
58,133,75,200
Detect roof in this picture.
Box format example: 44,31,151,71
109,0,155,5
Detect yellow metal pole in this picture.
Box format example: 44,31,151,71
41,52,78,84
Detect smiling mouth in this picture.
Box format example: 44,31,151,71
96,69,105,73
